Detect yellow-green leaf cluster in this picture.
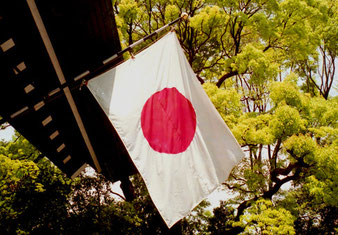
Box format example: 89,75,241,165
270,74,303,109
270,105,306,140
230,44,279,84
203,82,242,127
305,140,338,207
236,199,296,235
0,154,42,219
232,113,274,146
283,134,317,164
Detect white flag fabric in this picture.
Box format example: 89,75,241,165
88,32,244,227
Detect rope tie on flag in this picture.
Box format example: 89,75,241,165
79,79,88,90
129,51,135,59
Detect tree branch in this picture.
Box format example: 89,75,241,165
216,70,238,87
223,182,254,194
234,150,309,222
196,74,205,84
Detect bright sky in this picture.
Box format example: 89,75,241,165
0,125,15,142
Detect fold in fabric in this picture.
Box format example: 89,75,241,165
88,32,244,228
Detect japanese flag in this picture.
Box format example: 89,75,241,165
88,32,244,227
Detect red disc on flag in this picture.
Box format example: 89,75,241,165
141,87,197,154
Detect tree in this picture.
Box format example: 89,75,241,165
0,134,72,234
65,170,143,234
204,76,337,233
295,0,337,99
0,133,211,234
112,0,337,233
233,199,296,234
66,170,211,234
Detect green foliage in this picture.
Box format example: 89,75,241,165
207,201,237,234
65,172,212,234
0,134,40,161
305,140,338,207
203,82,242,126
182,200,212,234
232,113,274,145
278,186,337,234
270,74,303,109
230,43,279,84
236,199,296,235
283,134,317,164
0,135,72,234
0,155,40,221
66,172,144,234
270,105,306,140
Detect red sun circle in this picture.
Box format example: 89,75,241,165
141,87,197,154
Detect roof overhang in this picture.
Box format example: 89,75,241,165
0,0,136,181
